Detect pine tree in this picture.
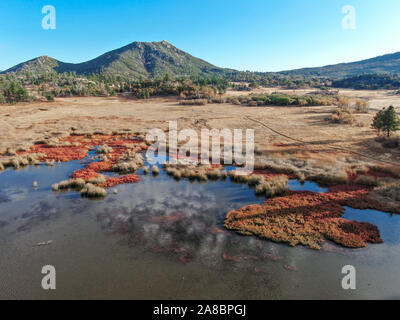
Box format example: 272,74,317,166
383,106,400,137
372,106,400,137
371,108,385,135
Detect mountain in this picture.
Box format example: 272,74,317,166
3,55,66,75
1,41,227,78
3,41,400,80
279,52,400,79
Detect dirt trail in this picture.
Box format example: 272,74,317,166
246,116,400,167
1,93,400,166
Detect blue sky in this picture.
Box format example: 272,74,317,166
1,0,400,72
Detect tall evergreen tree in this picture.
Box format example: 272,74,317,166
372,106,400,137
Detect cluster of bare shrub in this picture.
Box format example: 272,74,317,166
163,161,289,198
229,170,289,197
179,99,208,106
0,153,46,171
164,162,227,182
179,91,342,108
253,154,399,187
52,178,107,198
328,97,370,125
112,151,144,173
330,108,356,124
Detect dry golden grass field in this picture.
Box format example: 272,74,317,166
1,88,399,167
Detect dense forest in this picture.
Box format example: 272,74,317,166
0,69,334,104
332,74,400,90
0,71,232,103
1,69,400,104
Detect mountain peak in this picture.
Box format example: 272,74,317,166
2,55,59,74
2,40,222,78
3,41,400,79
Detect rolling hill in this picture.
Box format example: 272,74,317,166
3,41,400,80
279,52,400,79
1,41,228,78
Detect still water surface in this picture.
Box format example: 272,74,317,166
0,158,399,299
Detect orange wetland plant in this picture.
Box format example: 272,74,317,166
13,132,400,250
225,184,400,250
17,134,148,197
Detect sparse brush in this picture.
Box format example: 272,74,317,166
206,168,221,180
237,174,249,183
355,175,377,187
294,171,306,183
45,160,55,166
368,164,400,178
80,183,107,198
164,163,225,182
166,167,182,179
115,152,144,170
11,158,20,169
255,175,289,197
311,170,349,185
381,137,400,149
16,145,30,152
248,174,265,186
355,99,369,113
210,97,225,103
88,174,107,185
179,99,208,106
152,165,159,175
197,172,208,181
226,97,241,105
337,96,350,109
370,181,400,202
113,161,139,173
51,178,86,191
97,145,113,154
5,148,17,156
9,156,30,169
229,170,250,183
253,161,269,170
265,163,297,175
186,169,198,180
172,170,182,180
20,158,29,166
255,184,266,195
58,180,71,189
221,170,228,179
247,101,258,107
351,164,369,174
330,108,355,125
165,167,177,176
26,153,42,163
69,178,86,189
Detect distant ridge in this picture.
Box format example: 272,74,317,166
3,41,400,79
278,52,400,78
